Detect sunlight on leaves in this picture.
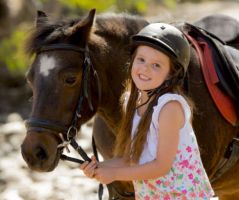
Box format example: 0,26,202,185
0,24,31,75
59,0,115,12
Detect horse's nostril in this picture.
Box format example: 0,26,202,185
35,146,48,161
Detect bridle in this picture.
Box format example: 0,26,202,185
25,43,101,164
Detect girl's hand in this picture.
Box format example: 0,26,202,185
79,156,98,179
94,166,116,184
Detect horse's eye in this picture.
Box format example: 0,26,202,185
65,76,77,85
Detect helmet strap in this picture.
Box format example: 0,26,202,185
136,76,183,109
136,80,170,109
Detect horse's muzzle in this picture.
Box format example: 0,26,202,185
21,131,61,172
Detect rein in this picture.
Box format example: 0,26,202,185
25,43,101,164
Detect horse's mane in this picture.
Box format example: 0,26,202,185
26,13,148,55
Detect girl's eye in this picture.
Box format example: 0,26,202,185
152,63,160,68
136,57,144,63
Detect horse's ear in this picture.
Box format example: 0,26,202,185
36,10,48,28
68,9,96,46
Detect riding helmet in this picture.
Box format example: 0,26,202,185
131,23,190,75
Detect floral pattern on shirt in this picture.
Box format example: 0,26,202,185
132,94,214,200
133,143,214,200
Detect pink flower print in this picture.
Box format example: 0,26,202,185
188,173,194,180
182,189,187,195
148,182,157,191
163,181,170,187
194,160,199,165
186,146,192,152
163,194,170,200
176,150,181,154
192,177,200,185
179,159,189,168
189,192,196,198
153,194,160,200
156,180,162,185
189,165,196,170
199,191,205,198
144,195,150,200
196,169,201,175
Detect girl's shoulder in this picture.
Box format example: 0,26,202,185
156,93,190,109
152,93,191,124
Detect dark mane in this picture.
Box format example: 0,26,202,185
26,13,148,55
94,13,148,38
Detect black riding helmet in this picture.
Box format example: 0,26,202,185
131,22,190,76
131,23,191,106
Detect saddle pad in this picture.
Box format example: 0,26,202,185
184,33,238,126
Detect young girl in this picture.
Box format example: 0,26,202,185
80,23,215,199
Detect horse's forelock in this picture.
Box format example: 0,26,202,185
26,19,81,55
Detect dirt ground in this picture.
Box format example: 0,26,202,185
1,1,239,200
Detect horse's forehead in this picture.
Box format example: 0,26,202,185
39,55,58,77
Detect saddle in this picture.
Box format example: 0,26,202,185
182,23,239,126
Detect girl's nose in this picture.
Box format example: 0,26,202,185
142,63,150,71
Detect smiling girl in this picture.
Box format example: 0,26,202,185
80,23,214,200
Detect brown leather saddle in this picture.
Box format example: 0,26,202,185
181,23,239,125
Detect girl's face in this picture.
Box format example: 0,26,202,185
131,45,171,91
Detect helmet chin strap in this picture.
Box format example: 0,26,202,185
136,79,171,109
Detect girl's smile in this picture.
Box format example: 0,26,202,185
138,74,151,81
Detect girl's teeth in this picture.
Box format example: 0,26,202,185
139,74,149,80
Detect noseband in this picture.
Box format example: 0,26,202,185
25,43,101,164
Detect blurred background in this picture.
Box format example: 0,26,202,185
0,0,239,199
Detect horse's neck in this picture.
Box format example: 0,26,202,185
89,16,148,131
88,39,125,130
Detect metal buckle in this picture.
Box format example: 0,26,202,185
57,133,70,153
67,126,78,141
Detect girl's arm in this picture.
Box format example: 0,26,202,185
100,157,129,168
79,156,129,178
95,101,184,183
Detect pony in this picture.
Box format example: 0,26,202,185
21,9,239,199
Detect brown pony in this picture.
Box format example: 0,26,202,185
21,9,239,199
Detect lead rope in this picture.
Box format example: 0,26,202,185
92,136,104,200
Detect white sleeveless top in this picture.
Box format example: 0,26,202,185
131,93,214,199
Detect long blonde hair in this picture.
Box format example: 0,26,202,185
114,51,194,163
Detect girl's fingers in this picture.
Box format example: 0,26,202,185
80,160,98,178
84,161,97,171
79,161,89,170
91,155,97,162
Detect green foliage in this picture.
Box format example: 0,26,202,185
161,0,177,9
59,0,115,12
115,0,148,13
59,0,149,14
0,25,30,75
